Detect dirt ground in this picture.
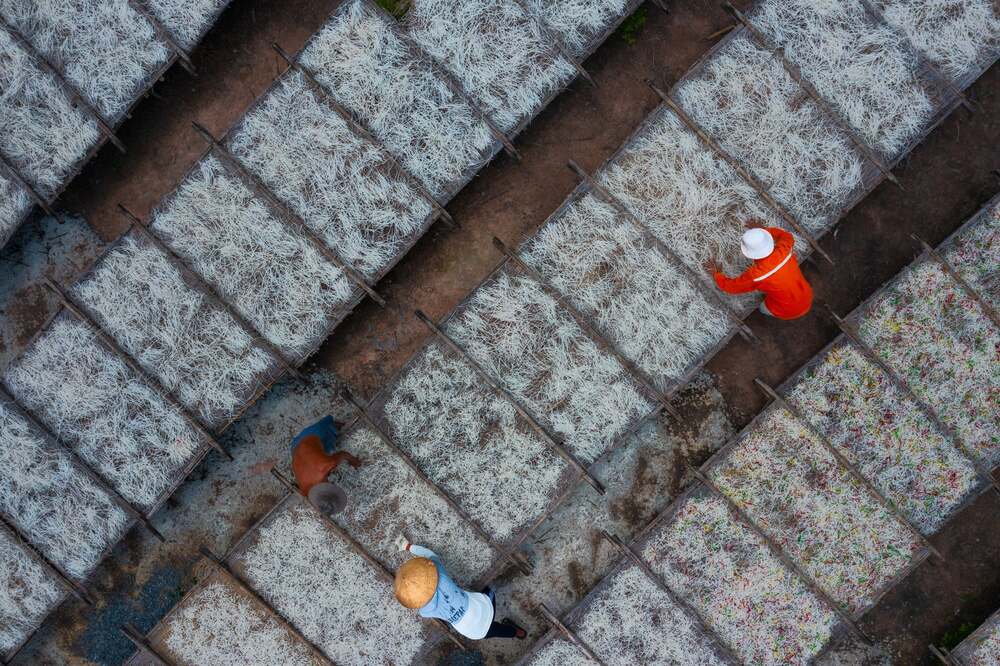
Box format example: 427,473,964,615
3,0,998,664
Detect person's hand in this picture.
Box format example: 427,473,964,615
744,219,764,230
394,534,410,551
349,455,364,469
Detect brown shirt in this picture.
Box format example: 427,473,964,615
291,435,349,496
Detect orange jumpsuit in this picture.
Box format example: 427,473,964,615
714,227,813,320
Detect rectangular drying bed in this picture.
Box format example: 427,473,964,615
148,154,360,362
144,0,232,51
524,0,644,60
442,261,655,465
638,486,842,665
225,68,436,283
371,339,579,549
950,605,1000,666
518,187,734,393
69,228,284,431
403,0,577,134
2,311,210,513
783,338,982,535
299,0,497,201
852,259,1000,470
0,396,130,582
705,405,927,617
225,494,438,665
941,193,1000,311
0,524,66,662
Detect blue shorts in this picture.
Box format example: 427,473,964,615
289,416,340,456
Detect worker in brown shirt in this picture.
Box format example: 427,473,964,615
290,416,363,514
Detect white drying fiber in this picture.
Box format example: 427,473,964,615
227,70,432,280
404,0,576,133
858,261,1000,469
787,341,980,535
71,234,278,429
0,173,32,248
145,0,230,50
0,0,170,123
641,489,838,665
384,341,570,543
0,27,100,199
878,0,1000,83
445,268,654,464
574,564,725,665
329,425,495,583
521,192,732,389
0,527,63,656
524,0,629,58
0,400,130,581
710,406,922,615
238,500,428,665
676,34,864,238
942,202,1000,311
752,0,936,160
163,579,322,666
3,313,203,511
300,0,495,199
954,611,1000,666
525,637,585,666
150,155,356,360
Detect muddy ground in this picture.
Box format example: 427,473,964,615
1,0,997,664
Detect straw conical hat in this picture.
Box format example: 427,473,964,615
394,557,439,609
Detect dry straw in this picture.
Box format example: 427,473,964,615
0,527,63,657
525,0,631,57
145,0,231,50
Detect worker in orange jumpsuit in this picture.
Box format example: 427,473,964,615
707,223,813,320
290,416,363,515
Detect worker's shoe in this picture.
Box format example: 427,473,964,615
500,619,527,640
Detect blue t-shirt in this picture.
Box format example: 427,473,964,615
289,416,340,456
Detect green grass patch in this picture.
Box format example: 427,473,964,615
617,7,648,45
940,620,979,649
375,0,410,18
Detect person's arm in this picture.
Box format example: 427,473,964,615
327,451,364,471
714,269,757,294
396,536,441,565
767,227,795,251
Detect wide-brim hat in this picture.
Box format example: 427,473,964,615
395,557,439,609
741,228,775,259
307,482,348,516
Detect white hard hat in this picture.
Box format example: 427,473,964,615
741,228,775,260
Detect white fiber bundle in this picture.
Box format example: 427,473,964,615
383,341,570,543
524,638,585,666
751,0,936,160
858,261,1000,469
71,233,278,429
0,527,63,656
0,400,130,580
524,0,630,57
0,0,170,123
145,0,230,50
237,500,429,665
942,202,1000,310
404,0,576,133
877,0,1000,83
641,489,838,664
3,312,204,511
521,192,732,389
709,407,923,615
150,155,356,360
163,579,323,666
227,70,432,280
787,341,980,534
445,268,654,464
300,0,495,199
574,564,726,664
0,28,100,198
0,173,32,248
598,106,801,291
329,426,495,583
676,35,864,237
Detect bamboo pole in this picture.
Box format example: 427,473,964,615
754,378,944,561
509,0,596,87
0,154,56,218
647,81,835,266
199,547,336,666
566,159,759,344
189,121,386,307
339,388,534,576
126,0,196,75
913,234,1000,329
0,18,126,154
121,624,173,666
43,278,232,461
492,236,681,420
0,515,93,606
722,2,901,188
536,603,607,665
270,43,457,229
929,644,960,666
414,309,606,494
119,205,303,379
